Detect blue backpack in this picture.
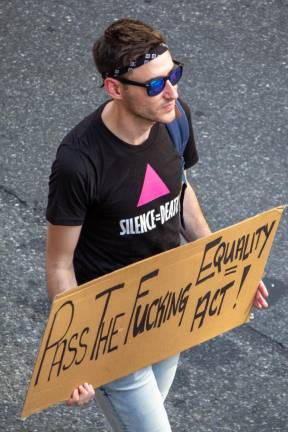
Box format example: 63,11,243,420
166,99,189,184
166,99,190,227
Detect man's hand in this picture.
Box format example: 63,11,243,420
66,383,95,407
253,280,269,309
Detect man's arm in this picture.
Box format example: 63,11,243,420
45,222,95,404
180,178,268,308
180,180,211,242
46,223,82,301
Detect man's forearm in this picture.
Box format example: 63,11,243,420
45,223,82,301
46,265,78,301
181,181,211,242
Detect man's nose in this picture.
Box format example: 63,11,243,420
163,79,178,99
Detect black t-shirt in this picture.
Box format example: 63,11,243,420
46,99,198,284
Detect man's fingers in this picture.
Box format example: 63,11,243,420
66,383,95,407
255,293,268,306
257,290,268,305
77,385,89,405
78,383,95,405
66,388,80,406
258,281,269,297
83,382,95,396
83,382,91,392
254,298,266,308
253,280,269,309
254,294,268,309
78,385,88,395
73,388,80,401
254,300,262,309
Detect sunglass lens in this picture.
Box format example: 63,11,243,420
147,78,165,96
169,65,182,85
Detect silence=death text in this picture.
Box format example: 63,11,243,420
119,196,180,235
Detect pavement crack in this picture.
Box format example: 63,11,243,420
247,323,287,352
0,185,27,206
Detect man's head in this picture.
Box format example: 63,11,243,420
93,19,181,124
93,19,167,79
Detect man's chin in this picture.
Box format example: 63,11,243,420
158,108,177,124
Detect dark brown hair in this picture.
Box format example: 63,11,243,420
92,18,166,76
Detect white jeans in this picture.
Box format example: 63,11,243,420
95,353,180,432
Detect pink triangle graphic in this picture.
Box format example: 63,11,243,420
137,164,170,207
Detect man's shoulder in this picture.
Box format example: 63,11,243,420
56,100,109,155
64,101,107,141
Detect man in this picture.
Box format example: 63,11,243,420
45,18,268,431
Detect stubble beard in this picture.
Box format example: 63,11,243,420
126,100,176,125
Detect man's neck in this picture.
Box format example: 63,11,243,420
101,100,154,145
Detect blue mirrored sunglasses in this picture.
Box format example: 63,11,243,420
116,60,183,97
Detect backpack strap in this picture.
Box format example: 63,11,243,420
166,99,189,183
166,99,190,229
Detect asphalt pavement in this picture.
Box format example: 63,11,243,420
0,0,287,431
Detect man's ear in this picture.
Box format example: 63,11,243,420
103,78,123,100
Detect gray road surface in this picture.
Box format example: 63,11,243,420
0,1,287,431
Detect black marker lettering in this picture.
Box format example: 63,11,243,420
133,303,149,337
90,283,125,360
190,291,211,332
94,319,113,360
235,236,245,260
62,333,78,371
34,301,74,386
178,283,192,326
48,340,67,381
242,234,251,260
223,240,236,265
75,327,90,366
108,313,125,353
155,292,170,328
258,221,276,258
217,281,235,315
124,270,159,344
213,243,226,273
209,289,220,316
146,299,159,331
196,237,222,285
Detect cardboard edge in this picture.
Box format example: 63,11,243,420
21,205,286,417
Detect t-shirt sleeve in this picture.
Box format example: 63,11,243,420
179,99,199,169
46,145,92,226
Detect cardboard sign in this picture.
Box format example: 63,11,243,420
22,206,284,418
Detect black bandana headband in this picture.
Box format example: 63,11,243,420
102,43,169,79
